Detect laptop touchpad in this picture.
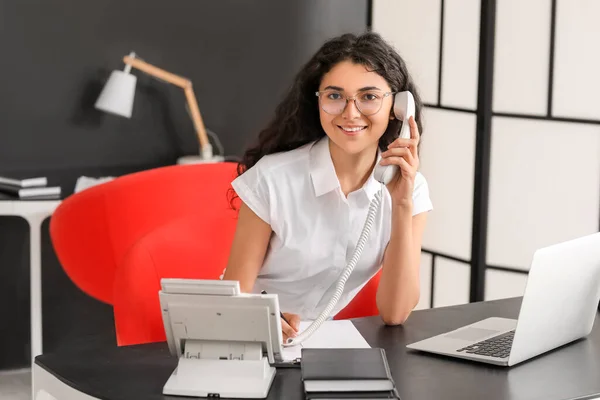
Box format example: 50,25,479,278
445,327,500,341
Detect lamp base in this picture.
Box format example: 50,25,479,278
177,155,225,165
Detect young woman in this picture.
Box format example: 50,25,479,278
223,32,433,342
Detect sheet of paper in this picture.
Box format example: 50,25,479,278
74,176,115,193
280,320,371,361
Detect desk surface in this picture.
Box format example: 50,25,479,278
35,297,600,400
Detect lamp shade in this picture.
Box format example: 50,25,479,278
95,70,137,118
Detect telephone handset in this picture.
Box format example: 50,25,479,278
283,91,416,348
373,91,416,184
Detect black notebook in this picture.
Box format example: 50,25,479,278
0,176,47,188
306,390,399,399
301,348,396,393
0,183,61,199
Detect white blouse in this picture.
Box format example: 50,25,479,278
231,136,433,320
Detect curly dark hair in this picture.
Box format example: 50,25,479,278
230,32,424,207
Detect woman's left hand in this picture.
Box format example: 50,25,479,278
379,116,420,208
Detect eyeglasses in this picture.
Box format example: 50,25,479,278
315,90,395,116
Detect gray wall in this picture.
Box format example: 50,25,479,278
0,0,368,369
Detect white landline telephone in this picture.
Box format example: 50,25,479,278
285,91,416,347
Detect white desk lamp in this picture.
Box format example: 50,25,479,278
95,52,224,164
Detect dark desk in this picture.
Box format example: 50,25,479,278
34,297,600,400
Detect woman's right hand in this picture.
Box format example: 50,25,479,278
281,312,300,342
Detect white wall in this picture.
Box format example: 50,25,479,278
488,0,600,274
373,0,600,308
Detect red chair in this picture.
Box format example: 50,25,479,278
51,160,380,346
49,162,239,307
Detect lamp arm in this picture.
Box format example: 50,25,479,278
122,55,211,156
183,85,210,151
123,56,189,88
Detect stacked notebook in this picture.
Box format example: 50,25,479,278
0,176,61,199
301,348,400,399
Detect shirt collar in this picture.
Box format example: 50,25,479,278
309,137,340,197
309,136,383,201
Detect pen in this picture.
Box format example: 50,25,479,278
260,290,292,326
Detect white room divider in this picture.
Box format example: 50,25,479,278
372,0,600,308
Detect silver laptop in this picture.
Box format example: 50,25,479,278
407,232,600,367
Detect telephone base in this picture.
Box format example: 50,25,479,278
162,356,276,398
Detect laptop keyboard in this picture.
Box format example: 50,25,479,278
456,330,515,359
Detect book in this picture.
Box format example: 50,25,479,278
0,183,61,199
0,176,47,188
305,390,400,399
301,348,395,393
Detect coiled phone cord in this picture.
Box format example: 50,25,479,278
283,183,385,347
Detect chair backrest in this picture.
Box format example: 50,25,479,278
50,162,239,304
